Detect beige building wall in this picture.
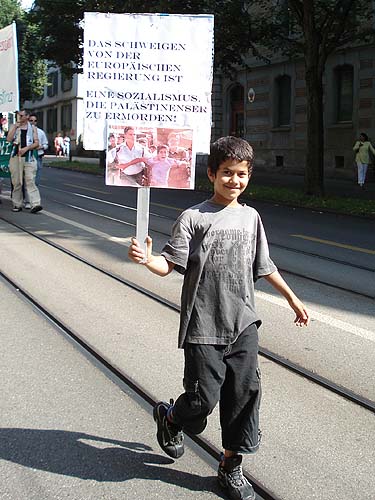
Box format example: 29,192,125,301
212,44,375,179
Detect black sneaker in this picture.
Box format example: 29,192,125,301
218,454,255,500
30,205,43,214
12,206,22,212
153,400,184,459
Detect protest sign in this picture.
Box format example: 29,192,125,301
83,12,214,156
0,23,19,113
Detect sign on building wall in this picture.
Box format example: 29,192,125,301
0,23,19,113
82,12,214,171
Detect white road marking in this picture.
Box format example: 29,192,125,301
41,185,171,219
255,290,375,342
3,189,372,343
42,209,132,246
58,202,136,228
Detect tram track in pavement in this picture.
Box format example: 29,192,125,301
4,183,372,299
42,186,375,299
0,261,280,500
1,213,374,415
44,186,374,275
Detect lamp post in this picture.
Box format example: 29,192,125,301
244,88,255,139
248,87,255,103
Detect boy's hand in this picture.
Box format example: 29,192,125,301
289,297,309,327
128,236,152,264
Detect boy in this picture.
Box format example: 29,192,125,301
128,136,309,500
146,145,188,188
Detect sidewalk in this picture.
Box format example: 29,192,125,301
251,170,375,201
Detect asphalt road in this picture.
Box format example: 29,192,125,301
0,167,374,500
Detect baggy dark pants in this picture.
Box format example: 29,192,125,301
173,323,261,453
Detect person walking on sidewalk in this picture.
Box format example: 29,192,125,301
28,114,48,186
353,132,375,189
6,109,43,213
128,136,309,500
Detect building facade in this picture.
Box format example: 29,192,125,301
212,43,375,179
23,67,85,155
23,41,375,177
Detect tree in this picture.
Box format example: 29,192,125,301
31,0,253,76
0,0,48,104
31,0,374,195
251,0,375,196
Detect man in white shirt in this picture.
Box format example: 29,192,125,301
107,126,150,186
29,114,48,186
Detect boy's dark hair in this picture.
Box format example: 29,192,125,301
208,136,254,175
360,132,369,141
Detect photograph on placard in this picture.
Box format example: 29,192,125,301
106,124,194,189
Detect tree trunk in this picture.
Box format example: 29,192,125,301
304,67,324,196
301,0,325,197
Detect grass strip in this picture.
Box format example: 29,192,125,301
47,161,375,218
195,178,375,218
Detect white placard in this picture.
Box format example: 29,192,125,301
83,12,214,153
0,23,19,112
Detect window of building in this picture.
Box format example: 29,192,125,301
47,71,58,98
335,156,345,169
275,75,291,126
276,155,284,168
61,72,73,92
47,108,57,133
61,103,72,132
229,84,244,137
335,65,353,122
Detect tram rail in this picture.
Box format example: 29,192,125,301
0,267,280,500
1,213,374,414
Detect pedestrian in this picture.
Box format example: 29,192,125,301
128,136,309,500
28,114,48,186
6,109,43,213
54,133,63,156
107,126,151,186
63,134,71,158
353,132,375,189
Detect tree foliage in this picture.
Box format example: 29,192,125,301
251,0,374,195
31,0,253,76
0,0,48,104
29,0,374,195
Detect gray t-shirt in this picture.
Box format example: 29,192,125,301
161,200,277,348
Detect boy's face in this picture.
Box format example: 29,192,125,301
158,147,168,159
207,159,250,206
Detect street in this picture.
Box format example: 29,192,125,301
0,167,374,500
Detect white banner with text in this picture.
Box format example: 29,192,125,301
0,23,19,113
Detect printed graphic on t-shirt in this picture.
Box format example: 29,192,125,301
205,228,255,294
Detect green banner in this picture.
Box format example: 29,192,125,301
0,138,12,178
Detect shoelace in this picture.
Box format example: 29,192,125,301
227,465,247,487
167,424,183,444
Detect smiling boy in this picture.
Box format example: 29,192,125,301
128,136,309,500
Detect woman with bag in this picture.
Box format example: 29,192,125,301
6,109,42,213
353,132,375,189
